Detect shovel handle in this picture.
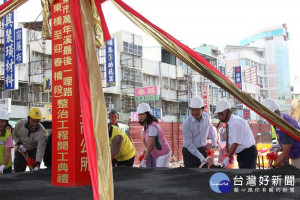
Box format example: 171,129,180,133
268,160,273,169
199,156,210,168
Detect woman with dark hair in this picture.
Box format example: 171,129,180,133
137,103,171,167
6,124,13,133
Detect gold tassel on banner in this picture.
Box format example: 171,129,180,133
41,0,52,39
79,1,114,199
90,0,105,47
0,0,28,19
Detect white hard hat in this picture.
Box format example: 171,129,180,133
136,103,152,114
189,97,204,108
214,100,231,114
0,108,9,120
261,98,279,112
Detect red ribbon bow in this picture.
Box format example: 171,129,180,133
266,152,278,161
26,158,36,167
206,149,215,157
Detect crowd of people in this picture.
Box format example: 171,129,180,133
0,107,47,174
1,97,299,175
128,97,300,169
108,97,299,170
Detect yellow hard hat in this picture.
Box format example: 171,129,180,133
28,107,42,119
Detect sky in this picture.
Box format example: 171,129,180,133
16,0,300,89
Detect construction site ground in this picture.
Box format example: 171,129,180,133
1,163,299,200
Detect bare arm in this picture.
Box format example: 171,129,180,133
273,144,292,168
111,135,123,158
141,136,147,149
227,143,238,158
144,136,155,160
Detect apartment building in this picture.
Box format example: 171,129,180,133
99,31,228,123
239,24,292,114
224,45,265,121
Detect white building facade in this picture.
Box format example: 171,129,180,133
239,24,292,114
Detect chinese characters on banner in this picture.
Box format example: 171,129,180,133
130,112,138,121
243,109,250,119
152,109,162,119
51,0,90,186
134,86,159,102
234,66,242,89
4,1,18,90
202,85,210,113
106,38,117,87
14,28,23,64
44,77,52,92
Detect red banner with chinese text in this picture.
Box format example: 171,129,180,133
202,85,210,114
51,0,90,186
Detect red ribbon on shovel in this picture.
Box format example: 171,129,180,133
138,154,145,164
199,149,215,168
267,151,278,168
18,148,35,171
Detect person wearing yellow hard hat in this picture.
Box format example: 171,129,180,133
12,107,46,172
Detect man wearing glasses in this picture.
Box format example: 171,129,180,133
215,99,257,169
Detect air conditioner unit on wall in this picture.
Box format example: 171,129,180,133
109,103,114,110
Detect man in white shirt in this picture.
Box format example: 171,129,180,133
215,100,257,169
182,97,218,168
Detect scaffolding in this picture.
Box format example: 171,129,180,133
120,34,143,113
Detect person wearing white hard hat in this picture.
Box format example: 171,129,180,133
0,109,14,174
215,99,257,169
12,107,46,172
182,97,218,168
137,103,171,167
262,98,300,169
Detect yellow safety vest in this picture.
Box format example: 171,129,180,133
109,126,135,162
271,126,277,141
0,130,13,169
